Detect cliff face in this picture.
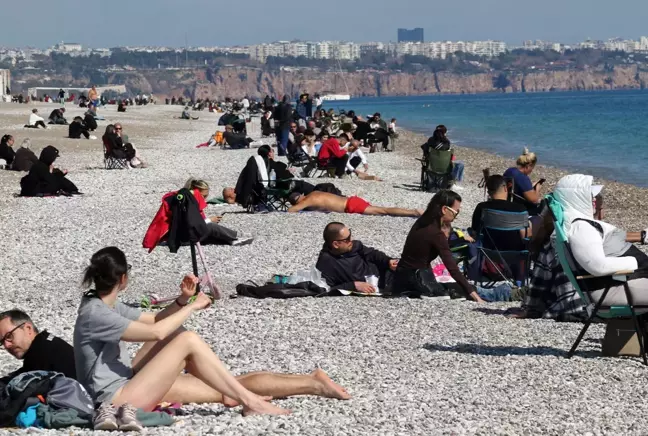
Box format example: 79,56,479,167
16,65,648,98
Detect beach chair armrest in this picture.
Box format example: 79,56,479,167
577,270,635,280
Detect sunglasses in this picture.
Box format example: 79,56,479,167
115,127,122,130
445,206,459,217
1,323,26,347
335,229,352,242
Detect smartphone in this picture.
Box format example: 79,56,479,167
535,178,546,186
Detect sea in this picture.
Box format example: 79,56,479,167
330,90,648,187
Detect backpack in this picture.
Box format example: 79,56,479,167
166,188,209,253
214,131,224,145
0,371,62,427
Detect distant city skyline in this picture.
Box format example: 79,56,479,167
1,0,647,48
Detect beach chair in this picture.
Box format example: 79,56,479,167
246,179,294,213
103,139,129,170
286,151,316,177
419,149,453,193
547,194,648,364
475,208,531,288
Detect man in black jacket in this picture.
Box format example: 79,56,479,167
0,310,76,383
316,222,398,293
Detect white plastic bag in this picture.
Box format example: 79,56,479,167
286,266,329,290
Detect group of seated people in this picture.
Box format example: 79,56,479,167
0,265,351,428
222,145,417,217
1,135,80,197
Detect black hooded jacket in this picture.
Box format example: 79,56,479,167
20,146,78,196
0,139,15,167
316,241,392,291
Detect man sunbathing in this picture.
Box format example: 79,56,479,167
287,191,423,217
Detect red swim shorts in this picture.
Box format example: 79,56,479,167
344,196,371,214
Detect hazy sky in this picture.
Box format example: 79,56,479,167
2,0,647,48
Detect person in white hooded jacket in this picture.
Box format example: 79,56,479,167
553,174,648,305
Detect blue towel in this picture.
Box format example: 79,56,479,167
16,404,39,428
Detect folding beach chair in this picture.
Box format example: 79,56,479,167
547,194,648,364
419,149,453,193
103,139,129,170
475,208,531,288
246,179,294,213
142,189,222,306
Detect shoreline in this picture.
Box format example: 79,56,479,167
395,128,648,231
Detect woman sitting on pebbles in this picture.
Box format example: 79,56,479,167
20,145,81,197
75,247,350,428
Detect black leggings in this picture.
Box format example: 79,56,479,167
392,267,446,297
346,156,362,174
25,121,47,129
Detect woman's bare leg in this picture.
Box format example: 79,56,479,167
111,330,289,415
162,369,350,405
365,206,422,217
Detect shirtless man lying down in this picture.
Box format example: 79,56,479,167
287,191,422,217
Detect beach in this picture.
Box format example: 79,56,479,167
2,102,648,435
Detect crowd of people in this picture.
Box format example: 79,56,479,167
3,90,648,431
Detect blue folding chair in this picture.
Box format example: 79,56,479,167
475,208,531,288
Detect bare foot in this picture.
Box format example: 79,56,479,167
224,394,272,408
242,398,291,416
222,396,239,408
311,369,351,400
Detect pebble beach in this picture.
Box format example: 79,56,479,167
1,102,648,435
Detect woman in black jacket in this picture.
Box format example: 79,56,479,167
422,125,451,156
20,146,80,196
102,125,135,160
0,134,16,169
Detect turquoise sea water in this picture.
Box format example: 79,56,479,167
331,90,648,187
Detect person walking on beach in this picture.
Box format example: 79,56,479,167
74,247,350,427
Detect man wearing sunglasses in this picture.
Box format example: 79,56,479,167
0,310,76,383
316,222,398,294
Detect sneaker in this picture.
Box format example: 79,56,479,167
232,237,254,246
89,135,97,140
117,403,143,432
452,184,465,191
93,403,118,431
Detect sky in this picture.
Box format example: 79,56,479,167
2,0,648,48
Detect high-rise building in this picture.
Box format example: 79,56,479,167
397,28,424,43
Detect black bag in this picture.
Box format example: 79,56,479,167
0,371,62,427
236,281,328,299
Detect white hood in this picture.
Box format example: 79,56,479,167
553,174,594,234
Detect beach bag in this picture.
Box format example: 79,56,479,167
602,319,642,357
214,131,224,145
46,377,94,419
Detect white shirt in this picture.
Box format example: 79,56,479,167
389,122,396,132
29,112,44,125
346,148,367,172
569,219,636,277
242,98,250,108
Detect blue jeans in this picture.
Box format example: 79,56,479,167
476,284,513,302
452,162,465,182
278,125,290,156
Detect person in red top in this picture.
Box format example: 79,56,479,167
143,178,252,251
317,135,349,178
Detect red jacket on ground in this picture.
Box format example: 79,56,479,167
318,138,347,165
142,189,207,252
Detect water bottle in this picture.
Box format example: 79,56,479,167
270,169,276,183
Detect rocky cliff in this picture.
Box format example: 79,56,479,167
15,65,648,98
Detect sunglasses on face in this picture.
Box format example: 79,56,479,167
445,206,459,217
335,229,352,242
1,323,26,347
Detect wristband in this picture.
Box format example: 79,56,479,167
175,297,188,307
642,230,646,245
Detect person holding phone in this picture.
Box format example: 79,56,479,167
503,147,543,214
75,247,350,430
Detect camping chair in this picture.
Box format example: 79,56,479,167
103,139,129,170
475,208,531,288
246,179,294,213
312,160,337,178
286,152,316,177
547,194,648,364
418,149,453,192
